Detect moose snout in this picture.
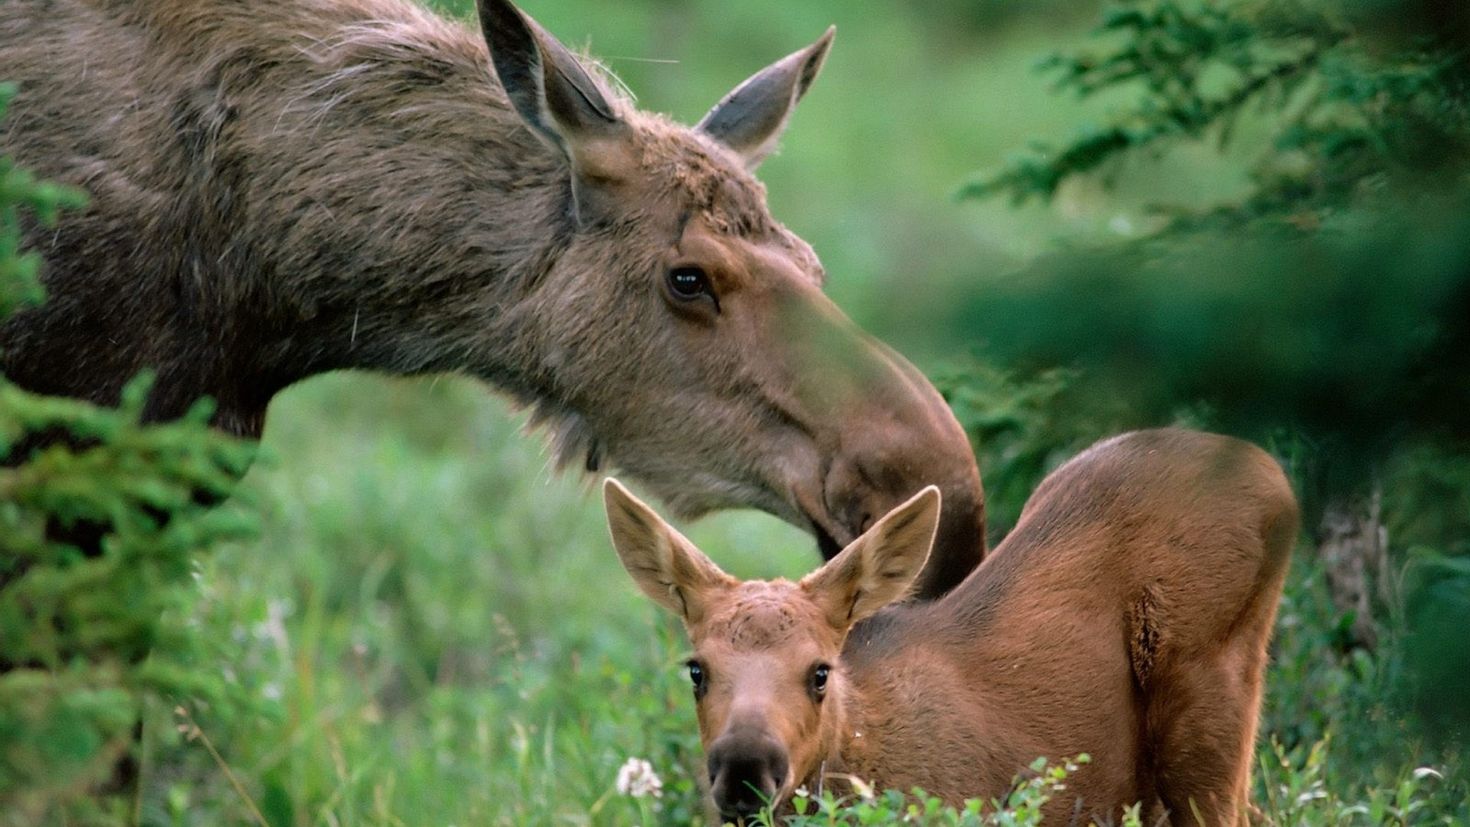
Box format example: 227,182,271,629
707,730,790,820
821,384,986,599
779,287,986,599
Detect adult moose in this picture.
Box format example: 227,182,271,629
607,428,1300,825
0,0,984,595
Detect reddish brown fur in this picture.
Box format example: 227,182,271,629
609,428,1300,824
0,0,984,595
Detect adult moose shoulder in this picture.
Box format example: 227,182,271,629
0,0,984,596
607,429,1300,825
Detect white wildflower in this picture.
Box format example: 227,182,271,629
615,757,663,799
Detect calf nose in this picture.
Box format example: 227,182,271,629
707,733,789,819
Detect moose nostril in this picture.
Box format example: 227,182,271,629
708,735,789,817
705,734,787,816
769,752,789,791
821,456,871,540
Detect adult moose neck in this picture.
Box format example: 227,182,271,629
0,0,984,595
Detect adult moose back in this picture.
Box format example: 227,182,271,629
0,0,984,595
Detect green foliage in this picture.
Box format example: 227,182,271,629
1264,557,1469,821
0,95,258,824
773,756,1099,827
935,362,1107,540
0,84,85,319
962,0,1470,228
942,200,1469,468
1255,735,1455,826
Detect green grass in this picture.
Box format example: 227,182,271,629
161,374,801,825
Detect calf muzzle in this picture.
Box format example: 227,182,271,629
707,730,790,819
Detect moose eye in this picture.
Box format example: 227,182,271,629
811,663,831,697
686,660,708,695
667,266,716,305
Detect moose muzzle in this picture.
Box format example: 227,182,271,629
781,290,986,599
707,727,790,820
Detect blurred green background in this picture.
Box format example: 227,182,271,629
5,0,1465,823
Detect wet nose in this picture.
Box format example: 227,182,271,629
707,732,789,819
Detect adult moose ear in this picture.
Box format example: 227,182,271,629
477,0,632,221
698,26,835,168
604,479,737,626
800,486,940,632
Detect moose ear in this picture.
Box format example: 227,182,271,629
478,0,631,218
800,486,940,631
604,479,736,626
697,26,834,169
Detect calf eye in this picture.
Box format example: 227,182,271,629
686,660,708,695
811,663,831,697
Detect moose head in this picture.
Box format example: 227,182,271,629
478,0,983,595
604,478,939,819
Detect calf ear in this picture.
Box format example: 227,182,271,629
800,486,940,631
478,0,631,220
604,479,736,626
698,27,834,168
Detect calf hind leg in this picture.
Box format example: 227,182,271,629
1147,640,1269,826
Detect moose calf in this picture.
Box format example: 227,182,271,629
606,428,1299,824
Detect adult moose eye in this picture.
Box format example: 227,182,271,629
666,266,718,309
811,663,831,698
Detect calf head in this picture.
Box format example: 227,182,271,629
603,479,940,819
480,0,982,596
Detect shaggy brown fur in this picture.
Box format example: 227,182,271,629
0,0,984,596
609,428,1300,825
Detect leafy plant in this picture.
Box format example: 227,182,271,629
0,83,259,825
772,756,1099,827
962,0,1470,229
